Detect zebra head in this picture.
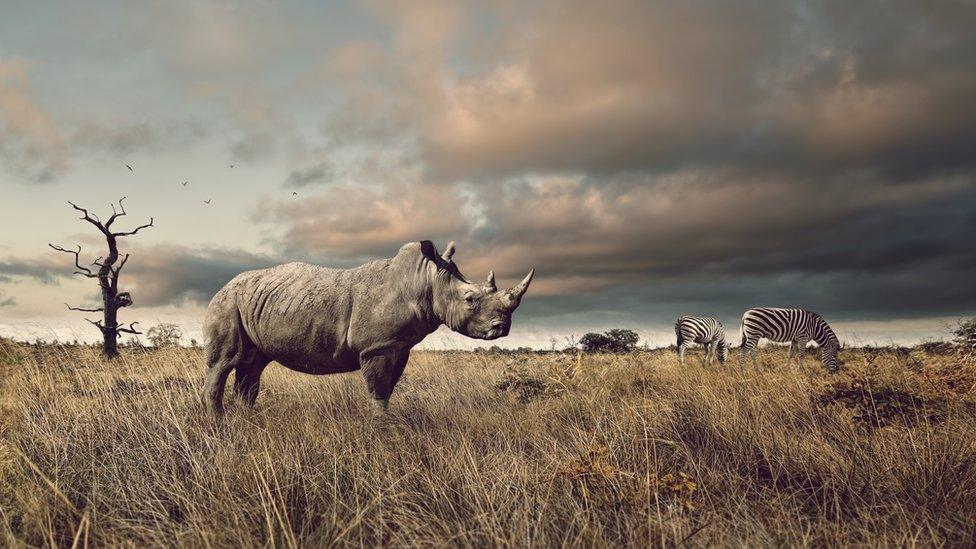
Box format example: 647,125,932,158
821,342,842,372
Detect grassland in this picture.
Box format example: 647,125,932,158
1,339,975,547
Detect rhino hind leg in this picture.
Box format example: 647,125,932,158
204,299,260,415
233,354,270,408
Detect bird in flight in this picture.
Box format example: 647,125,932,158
292,191,298,196
126,164,133,172
182,181,188,186
229,164,235,168
204,199,212,205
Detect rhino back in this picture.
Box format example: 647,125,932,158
234,262,357,371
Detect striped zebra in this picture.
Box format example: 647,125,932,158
675,316,728,365
738,307,841,371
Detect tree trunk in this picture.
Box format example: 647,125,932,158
102,284,119,359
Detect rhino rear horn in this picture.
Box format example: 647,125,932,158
485,270,496,292
441,241,456,262
509,269,535,300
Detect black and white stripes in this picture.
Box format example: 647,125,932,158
738,307,841,371
675,316,728,365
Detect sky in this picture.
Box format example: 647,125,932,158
1,0,975,348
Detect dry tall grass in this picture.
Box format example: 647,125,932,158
2,340,975,547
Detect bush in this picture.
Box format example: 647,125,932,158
579,329,640,353
954,318,976,351
145,323,183,347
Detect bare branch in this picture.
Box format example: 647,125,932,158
113,216,153,237
65,302,103,313
68,201,105,231
49,244,99,278
115,253,130,274
85,318,106,332
91,256,105,268
105,196,128,228
116,322,142,335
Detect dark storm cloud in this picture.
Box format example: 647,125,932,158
0,246,278,308
325,1,976,184
121,246,278,306
5,0,971,328
252,0,975,325
0,257,71,284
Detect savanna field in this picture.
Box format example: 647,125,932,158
2,339,976,547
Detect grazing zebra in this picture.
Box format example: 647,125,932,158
738,307,841,371
675,316,728,365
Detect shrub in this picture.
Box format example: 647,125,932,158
579,329,640,353
954,318,976,352
145,323,183,347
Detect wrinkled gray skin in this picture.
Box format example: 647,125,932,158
203,240,534,415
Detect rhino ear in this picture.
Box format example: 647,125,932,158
441,241,456,262
418,240,453,271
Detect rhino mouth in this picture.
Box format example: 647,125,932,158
483,318,510,340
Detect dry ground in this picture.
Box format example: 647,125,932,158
1,340,975,547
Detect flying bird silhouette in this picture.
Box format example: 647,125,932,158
229,164,235,168
126,164,133,171
204,199,212,205
292,191,298,196
182,181,188,186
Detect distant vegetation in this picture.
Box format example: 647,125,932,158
579,328,640,353
2,333,975,545
145,323,183,348
955,317,976,352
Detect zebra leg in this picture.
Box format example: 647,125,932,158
678,342,687,365
786,341,794,367
704,342,714,366
740,338,758,368
796,337,808,367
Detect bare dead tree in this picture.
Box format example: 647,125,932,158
49,197,153,358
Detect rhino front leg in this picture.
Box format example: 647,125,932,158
204,361,234,415
360,348,410,416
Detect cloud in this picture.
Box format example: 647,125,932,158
1,245,277,309
69,120,209,157
255,179,470,261
254,166,976,319
119,245,278,307
0,255,72,285
2,1,974,332
283,160,334,188
0,57,65,182
325,0,976,183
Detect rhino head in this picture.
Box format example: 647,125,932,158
422,241,534,340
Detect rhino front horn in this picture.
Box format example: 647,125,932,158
485,270,496,291
509,268,535,300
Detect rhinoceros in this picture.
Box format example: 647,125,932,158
203,240,534,415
